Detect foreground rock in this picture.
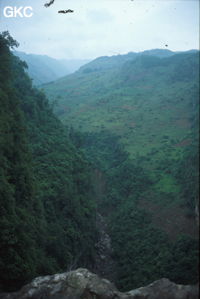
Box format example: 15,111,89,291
0,268,198,299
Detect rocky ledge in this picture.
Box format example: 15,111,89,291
0,268,198,299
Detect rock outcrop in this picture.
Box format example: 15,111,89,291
0,268,198,299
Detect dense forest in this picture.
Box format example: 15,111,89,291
0,31,199,293
0,32,96,292
74,130,199,290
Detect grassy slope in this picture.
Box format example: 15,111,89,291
43,51,199,239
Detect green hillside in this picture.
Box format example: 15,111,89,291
1,30,198,293
43,50,199,290
0,32,96,291
78,49,174,73
43,51,199,183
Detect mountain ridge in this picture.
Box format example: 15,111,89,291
13,51,90,85
77,48,198,73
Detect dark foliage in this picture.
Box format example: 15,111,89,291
0,32,96,291
78,130,199,291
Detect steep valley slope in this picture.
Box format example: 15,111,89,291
0,30,198,294
43,50,199,290
0,32,96,292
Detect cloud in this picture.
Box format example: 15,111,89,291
0,0,199,59
86,9,114,24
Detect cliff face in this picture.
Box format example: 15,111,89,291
0,268,198,299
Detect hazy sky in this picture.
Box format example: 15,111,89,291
0,0,199,59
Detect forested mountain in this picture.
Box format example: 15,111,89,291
13,51,90,85
43,49,199,290
0,32,96,292
77,49,197,73
0,30,199,294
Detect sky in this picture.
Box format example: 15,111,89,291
0,0,199,59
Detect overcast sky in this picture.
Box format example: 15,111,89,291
0,0,199,59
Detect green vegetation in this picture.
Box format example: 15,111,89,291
0,32,96,291
44,49,199,290
73,130,199,290
0,30,198,293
